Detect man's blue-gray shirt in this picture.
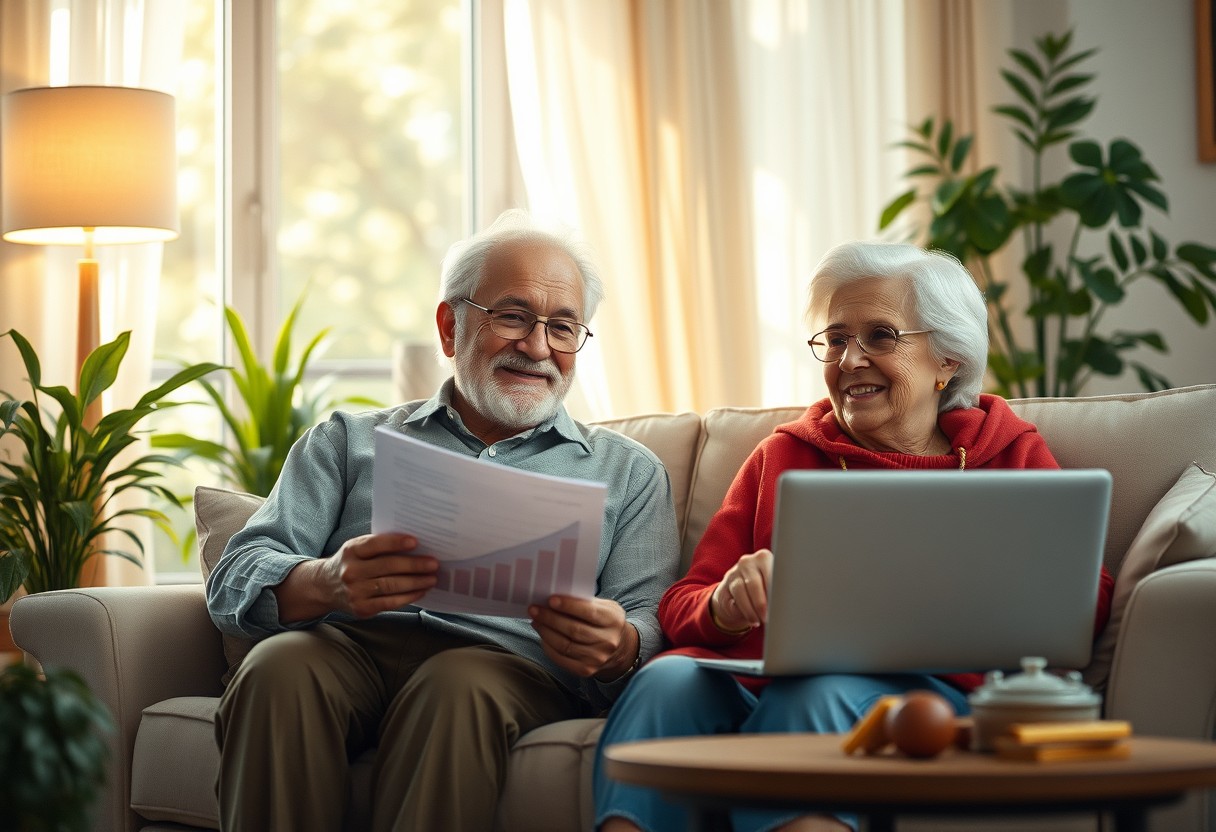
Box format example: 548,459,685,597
206,379,681,711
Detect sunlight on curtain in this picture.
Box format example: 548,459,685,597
0,2,56,384
504,0,759,418
503,0,1021,418
504,0,914,416
0,0,187,586
736,0,914,408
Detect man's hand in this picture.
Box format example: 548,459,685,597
529,596,638,680
273,532,439,623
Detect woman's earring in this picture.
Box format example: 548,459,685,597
935,380,947,391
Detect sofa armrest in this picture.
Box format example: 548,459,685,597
1104,558,1216,832
10,585,227,832
1105,558,1216,737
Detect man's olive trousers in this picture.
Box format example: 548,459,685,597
214,617,586,831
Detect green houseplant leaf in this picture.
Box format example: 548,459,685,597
153,292,382,499
0,662,114,831
878,29,1216,398
0,329,224,601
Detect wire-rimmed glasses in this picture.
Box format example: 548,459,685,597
807,325,933,363
460,298,593,354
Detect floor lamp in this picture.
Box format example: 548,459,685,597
1,85,179,428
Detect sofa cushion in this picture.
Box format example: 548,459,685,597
1008,384,1216,573
494,718,605,832
194,485,265,680
592,411,702,542
1083,462,1216,690
683,406,804,570
131,695,378,830
131,697,220,827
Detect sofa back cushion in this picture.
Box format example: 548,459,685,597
195,485,265,679
591,411,702,543
1008,384,1216,574
682,406,805,571
1083,461,1216,689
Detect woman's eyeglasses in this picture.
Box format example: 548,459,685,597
807,325,933,363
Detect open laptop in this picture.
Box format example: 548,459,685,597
693,468,1112,676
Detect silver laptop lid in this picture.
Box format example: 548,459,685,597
761,468,1112,675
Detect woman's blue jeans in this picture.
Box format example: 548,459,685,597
592,655,969,832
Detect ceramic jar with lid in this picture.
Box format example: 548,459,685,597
967,656,1102,751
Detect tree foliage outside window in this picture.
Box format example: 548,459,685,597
276,0,466,360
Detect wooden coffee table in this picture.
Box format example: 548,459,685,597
603,733,1216,832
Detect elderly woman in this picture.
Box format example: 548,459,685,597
592,241,1115,832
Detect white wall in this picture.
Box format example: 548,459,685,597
1060,0,1216,392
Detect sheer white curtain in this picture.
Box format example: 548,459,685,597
500,0,1023,418
0,0,187,586
503,0,759,417
737,0,914,408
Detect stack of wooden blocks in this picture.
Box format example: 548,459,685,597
994,720,1132,762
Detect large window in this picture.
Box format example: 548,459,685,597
152,0,470,580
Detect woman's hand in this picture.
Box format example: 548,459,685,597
709,549,773,633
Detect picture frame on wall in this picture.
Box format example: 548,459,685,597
1199,0,1216,161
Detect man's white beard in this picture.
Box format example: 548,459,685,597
454,348,574,433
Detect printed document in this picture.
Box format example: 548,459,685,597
371,426,607,618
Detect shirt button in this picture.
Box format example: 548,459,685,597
488,447,497,457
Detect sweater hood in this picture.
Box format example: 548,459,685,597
775,394,1043,469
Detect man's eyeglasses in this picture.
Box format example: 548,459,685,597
460,298,593,354
807,325,933,363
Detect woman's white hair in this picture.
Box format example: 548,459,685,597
438,209,605,321
804,241,988,412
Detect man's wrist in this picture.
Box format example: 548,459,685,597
597,623,641,683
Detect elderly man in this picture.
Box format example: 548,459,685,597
207,210,680,831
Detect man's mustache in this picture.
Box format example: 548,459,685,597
493,354,561,383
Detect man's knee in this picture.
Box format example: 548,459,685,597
230,630,329,686
404,646,517,707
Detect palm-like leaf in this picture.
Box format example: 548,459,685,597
1,329,224,600
151,293,384,498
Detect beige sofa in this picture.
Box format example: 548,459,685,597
11,384,1216,832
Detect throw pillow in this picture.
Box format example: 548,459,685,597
194,485,266,682
1084,462,1216,690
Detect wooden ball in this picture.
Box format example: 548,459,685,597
886,690,957,758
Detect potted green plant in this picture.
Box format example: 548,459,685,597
0,330,223,601
879,30,1216,398
0,661,113,831
152,294,381,497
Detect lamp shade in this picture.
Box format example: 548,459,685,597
0,85,178,246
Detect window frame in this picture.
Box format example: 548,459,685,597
156,0,502,583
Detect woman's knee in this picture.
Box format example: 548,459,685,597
604,655,751,737
751,674,892,734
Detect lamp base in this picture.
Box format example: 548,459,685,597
77,257,101,428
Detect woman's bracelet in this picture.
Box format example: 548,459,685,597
709,595,752,636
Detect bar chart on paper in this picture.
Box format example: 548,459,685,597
371,426,607,618
430,522,581,614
